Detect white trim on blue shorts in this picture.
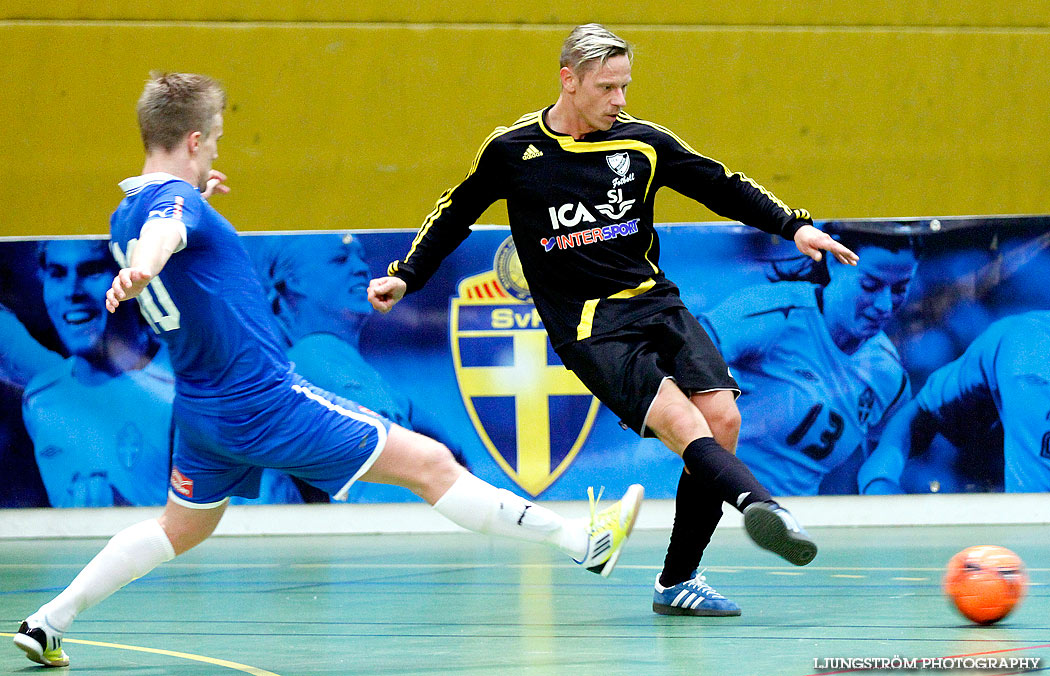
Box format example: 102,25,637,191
289,384,388,501
168,491,230,510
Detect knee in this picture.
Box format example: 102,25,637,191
157,506,223,555
706,402,741,447
650,395,702,433
411,439,462,488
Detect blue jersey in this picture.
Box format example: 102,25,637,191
701,282,910,496
109,174,290,413
109,174,389,505
916,311,1050,491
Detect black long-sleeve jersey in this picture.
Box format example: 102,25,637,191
388,106,813,349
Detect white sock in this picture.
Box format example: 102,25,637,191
33,519,175,633
433,473,587,559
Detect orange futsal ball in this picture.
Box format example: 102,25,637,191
943,546,1027,625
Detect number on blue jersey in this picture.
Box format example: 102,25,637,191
110,240,181,332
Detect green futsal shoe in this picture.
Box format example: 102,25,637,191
576,483,644,577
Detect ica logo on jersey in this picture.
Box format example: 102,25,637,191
548,202,596,230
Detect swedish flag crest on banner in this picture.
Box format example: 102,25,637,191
450,236,599,496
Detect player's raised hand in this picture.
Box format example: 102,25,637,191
201,169,229,200
106,267,153,313
367,276,407,313
793,224,859,266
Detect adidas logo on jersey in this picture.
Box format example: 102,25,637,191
522,144,543,160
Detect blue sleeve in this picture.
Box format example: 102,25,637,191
146,181,205,241
916,320,1006,415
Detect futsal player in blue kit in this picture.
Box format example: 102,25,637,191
13,72,643,669
698,231,918,495
859,311,1050,494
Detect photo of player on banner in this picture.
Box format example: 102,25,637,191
1,216,1048,507
696,225,922,496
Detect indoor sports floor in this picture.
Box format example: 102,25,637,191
1,524,1047,676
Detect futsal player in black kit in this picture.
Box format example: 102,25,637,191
370,24,859,616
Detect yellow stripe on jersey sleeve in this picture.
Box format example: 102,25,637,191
623,113,793,216
403,112,541,266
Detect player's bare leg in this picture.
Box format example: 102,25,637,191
360,425,642,576
690,390,741,452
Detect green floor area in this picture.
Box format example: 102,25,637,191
1,524,1047,675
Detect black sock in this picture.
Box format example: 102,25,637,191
659,469,723,588
681,437,774,513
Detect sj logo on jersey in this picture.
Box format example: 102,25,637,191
449,236,599,495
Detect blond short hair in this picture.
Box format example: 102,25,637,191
136,72,226,152
559,24,632,75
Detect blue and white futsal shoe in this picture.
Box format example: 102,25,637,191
14,616,69,667
743,501,818,566
575,484,644,577
652,571,741,616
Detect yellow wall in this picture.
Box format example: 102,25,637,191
2,4,1049,237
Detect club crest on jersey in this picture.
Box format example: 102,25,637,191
450,235,599,495
606,152,630,177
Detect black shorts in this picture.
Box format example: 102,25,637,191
556,305,739,438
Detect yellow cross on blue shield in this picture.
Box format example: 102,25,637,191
449,251,599,496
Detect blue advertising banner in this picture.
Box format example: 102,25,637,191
1,216,1048,508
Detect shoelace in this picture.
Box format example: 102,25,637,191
587,486,615,529
687,570,727,599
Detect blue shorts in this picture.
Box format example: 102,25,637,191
169,374,392,507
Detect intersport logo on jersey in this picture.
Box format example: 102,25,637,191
540,219,640,252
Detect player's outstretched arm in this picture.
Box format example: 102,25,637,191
857,399,931,494
105,220,184,313
793,224,859,266
368,276,407,313
0,302,63,386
